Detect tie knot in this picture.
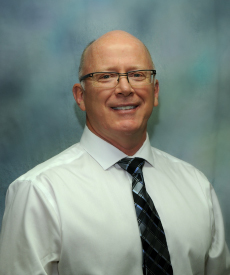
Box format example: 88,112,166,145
117,157,145,176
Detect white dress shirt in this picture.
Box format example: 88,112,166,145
0,126,229,275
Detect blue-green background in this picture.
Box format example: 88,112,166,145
0,0,230,247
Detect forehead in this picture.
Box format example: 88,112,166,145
83,39,152,73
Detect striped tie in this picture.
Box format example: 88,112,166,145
117,157,173,275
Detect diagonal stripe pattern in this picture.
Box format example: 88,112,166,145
117,157,173,275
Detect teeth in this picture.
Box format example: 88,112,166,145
113,106,136,110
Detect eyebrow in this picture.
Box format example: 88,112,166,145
98,66,145,72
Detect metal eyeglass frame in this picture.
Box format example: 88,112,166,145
79,70,156,85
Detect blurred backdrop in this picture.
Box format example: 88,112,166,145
0,0,230,246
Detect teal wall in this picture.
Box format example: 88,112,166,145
0,0,230,246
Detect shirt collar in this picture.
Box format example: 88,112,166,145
80,126,155,170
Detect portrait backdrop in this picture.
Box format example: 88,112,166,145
0,0,230,247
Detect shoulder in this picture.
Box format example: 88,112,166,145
151,146,194,168
150,146,210,188
5,143,86,208
16,142,85,182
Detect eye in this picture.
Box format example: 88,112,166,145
97,73,117,81
134,73,142,77
100,74,111,79
129,71,146,80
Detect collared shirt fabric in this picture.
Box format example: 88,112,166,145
0,126,229,275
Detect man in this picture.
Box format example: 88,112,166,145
0,30,229,274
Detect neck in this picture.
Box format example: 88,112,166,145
86,122,146,156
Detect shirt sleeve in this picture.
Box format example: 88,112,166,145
205,184,230,274
0,179,61,275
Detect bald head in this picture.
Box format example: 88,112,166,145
78,30,154,80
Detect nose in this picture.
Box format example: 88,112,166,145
115,75,134,96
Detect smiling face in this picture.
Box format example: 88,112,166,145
73,31,159,152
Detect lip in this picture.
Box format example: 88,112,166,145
110,103,139,108
110,104,140,112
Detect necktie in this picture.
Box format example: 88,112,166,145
117,157,173,275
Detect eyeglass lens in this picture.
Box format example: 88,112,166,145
92,71,153,87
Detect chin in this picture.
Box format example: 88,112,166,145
114,123,143,135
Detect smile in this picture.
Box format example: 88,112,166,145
112,106,137,110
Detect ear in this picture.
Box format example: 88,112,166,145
72,83,86,111
153,79,159,107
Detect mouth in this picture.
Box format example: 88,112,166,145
111,105,138,110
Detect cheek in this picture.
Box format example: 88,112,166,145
83,90,97,108
84,89,112,113
143,94,155,117
140,90,154,106
84,96,106,120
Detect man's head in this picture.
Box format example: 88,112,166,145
78,38,154,81
78,40,95,81
73,30,159,154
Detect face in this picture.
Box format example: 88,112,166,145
73,33,159,146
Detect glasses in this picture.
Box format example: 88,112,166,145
80,70,156,88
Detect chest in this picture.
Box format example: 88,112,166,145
50,165,212,274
